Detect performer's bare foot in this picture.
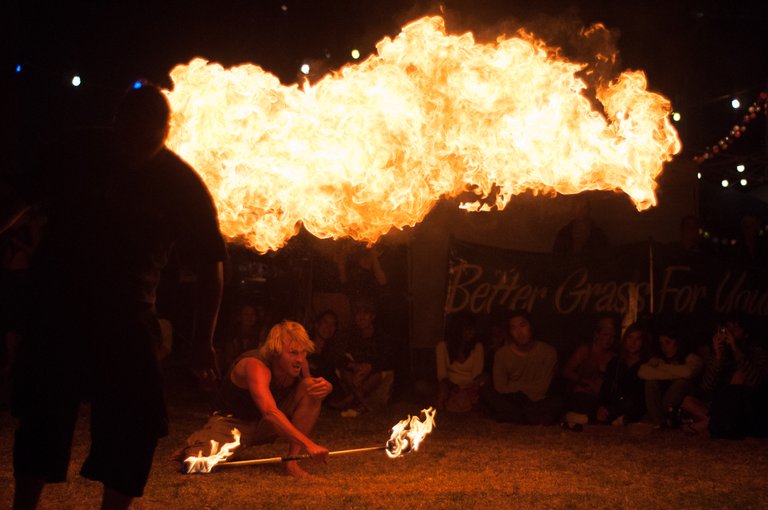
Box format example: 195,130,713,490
284,461,312,478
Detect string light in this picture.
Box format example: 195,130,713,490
731,98,741,109
300,63,310,75
71,75,82,87
351,49,360,59
693,90,767,164
721,179,729,187
133,80,144,89
15,64,22,73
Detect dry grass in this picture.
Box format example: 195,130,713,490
2,375,767,510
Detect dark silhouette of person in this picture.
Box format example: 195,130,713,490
9,83,227,510
552,196,608,256
729,212,768,268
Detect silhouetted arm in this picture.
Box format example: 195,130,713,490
190,260,224,388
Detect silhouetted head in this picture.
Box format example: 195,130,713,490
314,309,338,343
592,315,617,350
508,309,534,348
113,83,171,167
352,298,376,332
679,215,700,250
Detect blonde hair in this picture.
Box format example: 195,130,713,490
258,320,315,359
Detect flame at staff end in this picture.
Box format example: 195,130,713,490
386,407,436,458
183,428,241,474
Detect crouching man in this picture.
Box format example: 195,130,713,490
181,320,332,477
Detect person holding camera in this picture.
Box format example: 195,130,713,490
680,314,768,437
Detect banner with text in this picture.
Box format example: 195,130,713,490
444,239,768,352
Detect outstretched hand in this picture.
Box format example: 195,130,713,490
190,344,220,391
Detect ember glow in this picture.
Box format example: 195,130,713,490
165,16,681,253
183,428,241,474
386,407,436,458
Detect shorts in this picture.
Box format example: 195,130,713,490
12,305,166,498
183,382,301,459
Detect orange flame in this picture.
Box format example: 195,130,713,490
183,428,241,474
165,16,680,253
386,407,436,458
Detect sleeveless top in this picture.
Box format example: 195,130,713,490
216,349,299,421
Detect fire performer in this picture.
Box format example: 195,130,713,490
9,84,226,510
180,320,332,477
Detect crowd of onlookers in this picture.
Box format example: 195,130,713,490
433,308,768,439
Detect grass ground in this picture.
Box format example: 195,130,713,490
1,372,767,510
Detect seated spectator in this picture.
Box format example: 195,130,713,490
306,309,346,406
638,325,704,428
597,322,651,425
480,310,563,425
435,311,485,413
336,299,395,416
681,314,768,438
217,302,268,373
483,305,509,379
562,315,617,424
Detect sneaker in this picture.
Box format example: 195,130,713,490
665,408,682,429
560,420,583,432
340,408,360,418
564,411,589,425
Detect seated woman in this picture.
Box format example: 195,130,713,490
435,311,485,413
681,314,768,437
562,315,617,424
307,309,346,407
596,322,650,425
217,302,268,374
638,324,704,428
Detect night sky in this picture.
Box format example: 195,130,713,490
4,0,768,191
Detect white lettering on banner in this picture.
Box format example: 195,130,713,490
446,244,768,320
715,271,768,315
445,263,548,314
554,268,648,314
657,266,708,313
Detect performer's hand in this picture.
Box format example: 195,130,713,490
190,344,220,391
306,377,333,399
306,441,329,463
351,362,372,386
